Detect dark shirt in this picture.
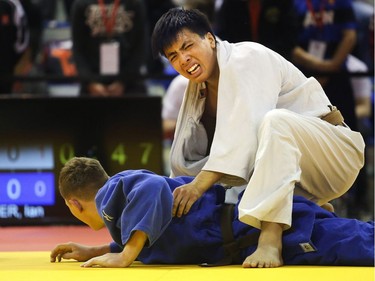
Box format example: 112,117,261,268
215,0,299,60
70,0,148,93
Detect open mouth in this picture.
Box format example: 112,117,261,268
187,64,199,75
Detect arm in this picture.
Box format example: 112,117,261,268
50,243,110,262
106,81,125,96
86,82,108,97
314,29,356,72
292,29,357,72
81,230,147,268
324,29,356,71
172,170,223,217
87,81,124,97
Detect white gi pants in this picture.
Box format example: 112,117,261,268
238,109,365,230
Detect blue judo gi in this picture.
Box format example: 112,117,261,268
95,170,374,266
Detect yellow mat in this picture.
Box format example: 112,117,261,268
0,252,373,281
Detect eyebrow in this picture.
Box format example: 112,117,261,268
165,40,190,59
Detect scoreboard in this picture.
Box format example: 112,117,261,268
0,96,163,225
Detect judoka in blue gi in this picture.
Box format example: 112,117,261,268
50,157,374,268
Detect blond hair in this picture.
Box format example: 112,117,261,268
58,157,109,200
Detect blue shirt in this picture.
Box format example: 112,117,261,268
294,0,356,59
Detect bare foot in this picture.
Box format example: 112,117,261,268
242,244,283,268
242,221,284,268
321,202,334,213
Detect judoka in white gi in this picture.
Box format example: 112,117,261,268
151,8,365,268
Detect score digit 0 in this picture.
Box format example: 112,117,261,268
59,143,75,165
6,145,20,162
6,178,47,200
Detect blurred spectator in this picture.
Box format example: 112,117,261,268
215,0,299,60
292,0,373,219
292,0,358,131
144,0,176,75
70,0,148,97
0,0,28,94
12,0,43,93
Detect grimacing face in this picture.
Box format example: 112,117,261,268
164,29,217,84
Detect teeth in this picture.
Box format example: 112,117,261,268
188,64,198,73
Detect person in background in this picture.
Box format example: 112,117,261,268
50,157,374,268
144,0,176,76
0,0,27,94
292,0,373,220
292,0,358,131
151,8,365,268
70,0,148,97
215,0,299,60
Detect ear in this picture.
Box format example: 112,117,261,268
68,199,83,212
206,32,216,48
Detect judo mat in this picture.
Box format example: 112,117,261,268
0,226,374,281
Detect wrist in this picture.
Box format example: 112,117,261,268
189,181,207,197
92,244,111,256
192,170,223,194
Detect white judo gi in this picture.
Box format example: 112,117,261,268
169,40,365,230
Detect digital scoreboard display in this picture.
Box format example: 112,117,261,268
0,96,163,225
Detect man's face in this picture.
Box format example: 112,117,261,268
164,29,217,84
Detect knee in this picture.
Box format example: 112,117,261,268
259,109,295,132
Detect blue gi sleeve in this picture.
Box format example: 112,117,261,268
120,175,174,247
97,171,187,251
109,242,123,253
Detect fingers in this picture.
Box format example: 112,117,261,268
50,245,72,263
172,187,196,217
50,244,79,263
173,197,190,218
81,258,95,268
81,256,107,268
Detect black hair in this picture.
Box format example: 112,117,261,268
151,7,214,58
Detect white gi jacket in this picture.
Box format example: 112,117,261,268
169,40,364,229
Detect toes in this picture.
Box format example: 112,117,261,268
242,259,258,268
242,259,281,268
